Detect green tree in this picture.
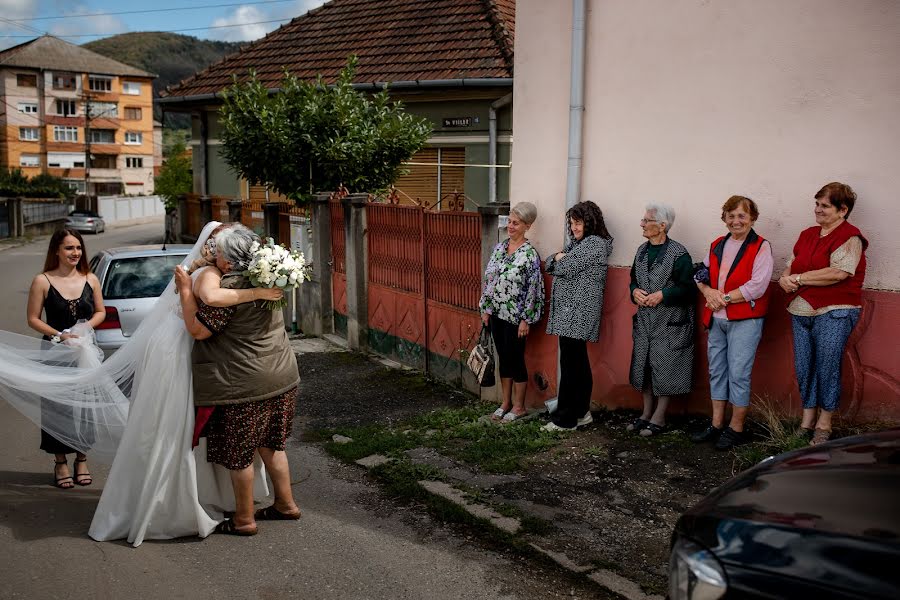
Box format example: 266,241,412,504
154,141,193,210
219,56,431,203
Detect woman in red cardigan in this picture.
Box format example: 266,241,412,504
778,182,868,446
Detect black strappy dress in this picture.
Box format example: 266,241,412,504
40,277,96,454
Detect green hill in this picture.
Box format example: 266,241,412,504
84,32,244,127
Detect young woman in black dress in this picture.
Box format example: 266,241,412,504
26,229,105,488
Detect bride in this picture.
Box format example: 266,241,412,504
0,221,281,546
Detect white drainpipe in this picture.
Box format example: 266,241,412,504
489,93,513,203
548,0,589,414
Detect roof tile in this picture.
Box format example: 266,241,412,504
164,0,514,99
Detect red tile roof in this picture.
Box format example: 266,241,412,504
163,0,514,99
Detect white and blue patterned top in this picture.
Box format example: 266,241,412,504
479,239,545,325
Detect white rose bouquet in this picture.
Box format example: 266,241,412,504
243,237,309,310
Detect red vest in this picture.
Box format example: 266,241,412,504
790,220,868,309
701,230,770,328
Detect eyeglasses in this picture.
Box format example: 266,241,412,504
640,218,659,225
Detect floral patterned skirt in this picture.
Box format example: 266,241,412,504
205,387,298,470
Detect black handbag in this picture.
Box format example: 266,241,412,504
466,324,496,387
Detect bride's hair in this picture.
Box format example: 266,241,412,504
215,224,259,272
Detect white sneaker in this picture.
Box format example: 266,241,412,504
541,421,575,432
577,412,593,428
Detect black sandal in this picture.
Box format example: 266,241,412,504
214,518,258,536
255,505,301,521
639,422,666,437
74,457,92,486
53,459,74,489
626,417,650,433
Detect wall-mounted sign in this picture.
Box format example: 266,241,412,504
442,117,472,128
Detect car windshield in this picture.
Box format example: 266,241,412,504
69,211,100,218
102,255,187,299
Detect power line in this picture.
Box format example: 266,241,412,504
1,18,293,39
7,0,296,22
0,15,46,36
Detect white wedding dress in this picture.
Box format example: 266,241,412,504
0,221,269,546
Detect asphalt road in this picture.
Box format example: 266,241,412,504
0,220,585,600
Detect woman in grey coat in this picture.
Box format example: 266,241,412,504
628,203,696,436
542,201,613,431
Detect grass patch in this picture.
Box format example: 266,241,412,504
732,399,815,471
318,402,562,473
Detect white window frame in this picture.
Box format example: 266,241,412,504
17,102,38,114
88,75,112,93
19,127,40,141
122,81,141,95
53,126,79,142
124,131,142,145
19,154,40,167
56,99,77,117
125,157,144,168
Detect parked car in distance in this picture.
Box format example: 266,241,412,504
66,210,106,234
669,428,900,600
90,245,192,356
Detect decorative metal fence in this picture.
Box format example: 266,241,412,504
424,211,482,310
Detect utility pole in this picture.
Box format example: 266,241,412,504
83,91,92,197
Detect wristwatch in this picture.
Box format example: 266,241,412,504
723,293,732,304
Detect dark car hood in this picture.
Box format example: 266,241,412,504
687,429,900,540
678,430,900,597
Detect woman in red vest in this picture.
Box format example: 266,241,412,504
778,182,868,446
692,196,773,450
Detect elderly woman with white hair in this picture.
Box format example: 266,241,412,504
627,203,696,436
178,224,301,536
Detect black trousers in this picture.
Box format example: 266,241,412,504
490,316,528,383
552,336,593,428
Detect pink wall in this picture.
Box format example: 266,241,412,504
524,267,900,421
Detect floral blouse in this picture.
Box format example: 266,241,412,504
479,239,545,325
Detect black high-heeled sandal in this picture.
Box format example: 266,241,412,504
53,459,74,489
74,457,92,486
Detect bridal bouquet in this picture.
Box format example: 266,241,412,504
243,237,309,310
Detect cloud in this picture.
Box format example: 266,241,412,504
0,0,40,50
207,1,326,42
48,11,128,40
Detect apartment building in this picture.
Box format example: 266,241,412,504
0,35,156,195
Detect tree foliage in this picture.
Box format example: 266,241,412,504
0,168,72,198
154,142,193,210
218,56,431,203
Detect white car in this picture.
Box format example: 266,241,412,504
89,245,192,356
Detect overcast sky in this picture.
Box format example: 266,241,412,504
0,0,328,49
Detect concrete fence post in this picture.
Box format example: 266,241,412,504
342,193,369,350
13,197,25,238
176,194,188,240
199,195,213,229
263,202,281,241
227,200,242,223
477,202,509,274
300,193,334,335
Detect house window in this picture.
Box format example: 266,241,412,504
19,155,41,167
53,126,79,142
88,75,112,92
48,152,85,168
16,73,37,87
88,101,117,118
125,157,144,168
124,107,142,120
19,127,40,141
56,99,77,116
17,102,38,114
52,72,77,90
122,81,141,95
90,129,116,144
124,131,142,144
92,154,117,169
